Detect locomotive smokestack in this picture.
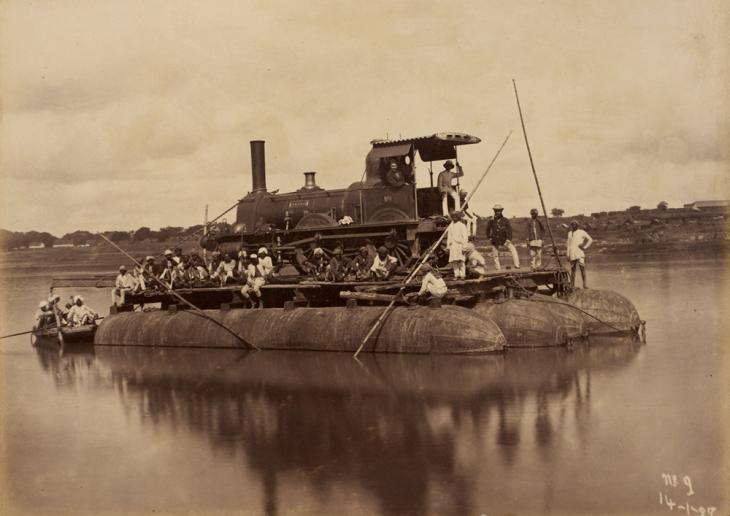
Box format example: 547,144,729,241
250,140,266,193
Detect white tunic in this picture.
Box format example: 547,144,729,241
418,272,448,297
567,229,593,261
115,273,137,290
446,221,469,263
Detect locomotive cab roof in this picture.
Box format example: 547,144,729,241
369,132,481,161
365,132,481,184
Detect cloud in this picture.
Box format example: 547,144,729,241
1,0,728,233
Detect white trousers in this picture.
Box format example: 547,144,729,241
450,260,466,279
441,191,460,216
490,241,520,270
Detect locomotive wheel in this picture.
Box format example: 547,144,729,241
382,240,414,267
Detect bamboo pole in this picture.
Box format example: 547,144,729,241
98,233,260,351
512,79,563,270
353,130,513,358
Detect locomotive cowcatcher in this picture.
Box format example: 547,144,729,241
202,133,481,273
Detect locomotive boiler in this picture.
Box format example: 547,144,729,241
204,133,481,272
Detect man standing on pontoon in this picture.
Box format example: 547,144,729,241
567,220,593,289
485,204,520,270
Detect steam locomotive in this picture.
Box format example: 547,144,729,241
203,133,481,272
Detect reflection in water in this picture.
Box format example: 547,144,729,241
35,339,642,516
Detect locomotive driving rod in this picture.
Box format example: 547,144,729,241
98,233,260,351
353,130,513,358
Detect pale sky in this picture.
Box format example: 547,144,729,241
1,0,728,235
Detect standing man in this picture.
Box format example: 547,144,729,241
446,211,469,279
567,220,593,289
437,160,463,216
527,208,546,270
485,204,520,270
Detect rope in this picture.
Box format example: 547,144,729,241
506,278,626,333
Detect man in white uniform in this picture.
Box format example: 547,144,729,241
417,264,448,300
446,211,469,279
257,247,274,278
241,253,266,308
113,265,138,306
566,220,593,289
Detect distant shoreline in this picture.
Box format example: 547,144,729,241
1,240,725,279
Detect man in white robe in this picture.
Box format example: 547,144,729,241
446,211,469,279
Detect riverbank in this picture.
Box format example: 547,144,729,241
0,239,726,280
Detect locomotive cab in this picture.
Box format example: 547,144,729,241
207,132,481,271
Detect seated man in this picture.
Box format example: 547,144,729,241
66,296,98,326
46,294,67,325
163,249,175,267
208,251,222,277
112,265,138,306
370,246,398,280
348,247,373,281
142,256,160,290
159,261,176,289
325,247,347,282
257,247,275,278
463,241,488,277
306,248,328,281
241,254,266,308
34,301,55,330
133,257,147,291
417,264,448,301
190,254,211,286
172,247,184,266
215,253,239,285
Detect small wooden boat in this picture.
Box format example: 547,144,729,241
32,323,97,343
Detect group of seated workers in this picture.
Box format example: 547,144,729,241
302,245,399,282
111,246,277,308
107,239,486,308
34,294,98,330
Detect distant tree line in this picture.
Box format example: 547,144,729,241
0,225,205,250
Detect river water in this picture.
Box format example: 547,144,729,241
0,258,726,515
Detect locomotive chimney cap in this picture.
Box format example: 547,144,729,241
299,171,323,192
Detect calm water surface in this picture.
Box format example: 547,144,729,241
0,258,726,515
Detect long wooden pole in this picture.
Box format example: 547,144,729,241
353,131,513,358
98,233,260,350
168,199,242,250
1,329,34,340
512,79,563,269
